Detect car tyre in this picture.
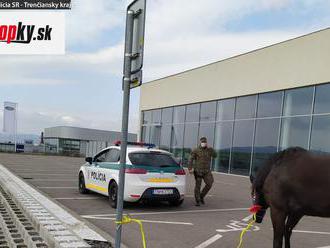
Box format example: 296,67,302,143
79,173,89,194
109,181,118,209
169,199,184,207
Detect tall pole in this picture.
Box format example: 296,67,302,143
115,9,134,248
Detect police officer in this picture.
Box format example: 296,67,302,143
188,137,217,206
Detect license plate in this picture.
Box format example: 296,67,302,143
153,189,173,195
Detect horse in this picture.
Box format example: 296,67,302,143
251,147,330,248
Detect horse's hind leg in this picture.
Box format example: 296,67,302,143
271,207,287,248
284,213,303,248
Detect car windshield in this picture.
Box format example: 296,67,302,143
128,152,180,167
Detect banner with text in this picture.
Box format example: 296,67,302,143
0,12,65,54
0,0,71,9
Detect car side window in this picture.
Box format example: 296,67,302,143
94,149,110,163
105,149,120,163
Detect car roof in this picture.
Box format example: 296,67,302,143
97,145,172,155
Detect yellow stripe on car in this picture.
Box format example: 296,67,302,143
147,178,174,183
86,183,108,193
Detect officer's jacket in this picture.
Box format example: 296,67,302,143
188,146,217,171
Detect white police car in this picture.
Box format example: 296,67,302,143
78,141,186,208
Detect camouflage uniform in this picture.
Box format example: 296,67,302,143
188,146,217,203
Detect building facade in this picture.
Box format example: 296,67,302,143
139,28,330,176
44,126,137,157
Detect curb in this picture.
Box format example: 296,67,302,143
0,164,113,248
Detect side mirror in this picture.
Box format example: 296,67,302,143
85,157,93,164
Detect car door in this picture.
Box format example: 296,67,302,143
86,148,110,194
96,148,121,195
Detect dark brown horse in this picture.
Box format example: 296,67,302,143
251,147,330,248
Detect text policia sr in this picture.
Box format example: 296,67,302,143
0,22,52,44
0,2,70,9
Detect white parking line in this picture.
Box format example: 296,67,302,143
316,246,330,248
82,207,249,218
83,216,194,226
197,214,258,247
38,187,76,189
26,179,74,181
194,234,223,248
293,230,330,235
19,173,75,176
242,214,253,222
185,194,214,198
54,197,98,200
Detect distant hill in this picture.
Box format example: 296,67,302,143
0,132,40,144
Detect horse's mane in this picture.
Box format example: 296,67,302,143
252,147,307,192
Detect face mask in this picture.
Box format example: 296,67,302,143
201,142,207,148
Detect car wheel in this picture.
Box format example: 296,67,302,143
79,173,89,194
169,199,184,207
108,181,118,209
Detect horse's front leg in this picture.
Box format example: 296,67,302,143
285,213,303,248
271,206,287,248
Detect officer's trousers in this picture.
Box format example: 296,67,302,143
194,169,214,203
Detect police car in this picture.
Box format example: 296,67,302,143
78,141,186,208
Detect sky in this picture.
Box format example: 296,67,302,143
0,0,330,136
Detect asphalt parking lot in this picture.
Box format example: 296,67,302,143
1,153,330,248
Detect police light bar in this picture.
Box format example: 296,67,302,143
113,140,156,148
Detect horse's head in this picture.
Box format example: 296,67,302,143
250,173,268,223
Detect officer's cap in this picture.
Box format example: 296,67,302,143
200,137,207,142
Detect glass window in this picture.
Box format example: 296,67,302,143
252,119,280,176
128,152,180,167
217,99,235,121
94,149,110,162
200,102,216,122
257,92,283,117
143,111,152,124
280,116,311,150
150,126,161,146
152,109,161,123
283,87,313,116
160,125,172,151
171,124,184,158
231,120,254,175
310,115,330,154
161,107,173,124
185,104,200,123
141,126,150,143
104,149,120,162
235,95,257,119
314,84,330,114
213,122,233,173
183,123,199,165
173,106,185,124
199,122,215,147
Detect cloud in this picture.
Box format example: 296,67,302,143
66,0,125,47
1,0,326,86
0,108,139,134
0,0,329,135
